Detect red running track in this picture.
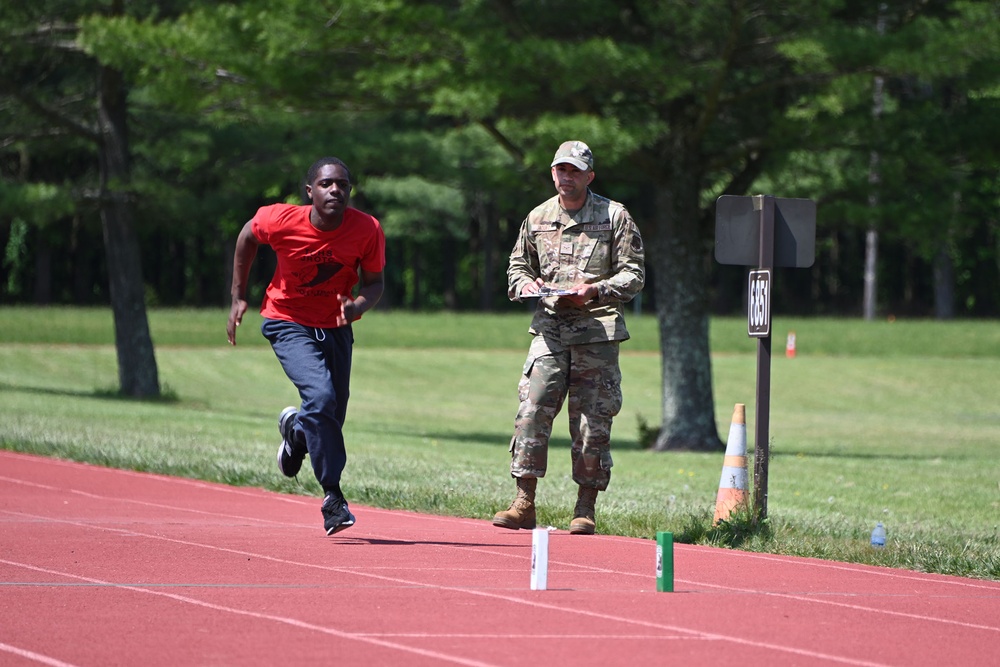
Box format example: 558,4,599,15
1,450,998,666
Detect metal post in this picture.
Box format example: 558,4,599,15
753,195,774,524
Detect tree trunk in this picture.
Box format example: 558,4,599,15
478,194,496,311
442,235,457,309
864,10,886,322
863,227,878,319
33,235,51,304
648,159,723,453
222,236,235,305
97,62,160,398
933,247,955,320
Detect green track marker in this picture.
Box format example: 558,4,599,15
656,531,674,592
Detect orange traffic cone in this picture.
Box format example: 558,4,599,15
786,331,797,358
713,403,749,525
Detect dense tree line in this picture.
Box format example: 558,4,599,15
2,1,998,445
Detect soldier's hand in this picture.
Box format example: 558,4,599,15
520,278,545,297
562,284,598,306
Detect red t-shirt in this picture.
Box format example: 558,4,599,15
251,203,386,328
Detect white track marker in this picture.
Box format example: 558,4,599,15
530,528,549,590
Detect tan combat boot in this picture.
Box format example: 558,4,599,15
569,486,599,535
492,477,537,530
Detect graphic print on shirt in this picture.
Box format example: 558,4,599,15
292,245,348,291
296,261,345,288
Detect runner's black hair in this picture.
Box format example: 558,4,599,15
305,157,352,186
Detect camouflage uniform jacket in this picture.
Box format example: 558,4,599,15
508,190,645,345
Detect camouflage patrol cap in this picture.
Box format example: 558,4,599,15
551,141,594,171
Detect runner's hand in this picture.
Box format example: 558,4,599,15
227,299,248,346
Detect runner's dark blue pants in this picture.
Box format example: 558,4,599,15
262,318,352,497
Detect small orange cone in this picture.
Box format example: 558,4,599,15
786,331,797,358
713,404,749,525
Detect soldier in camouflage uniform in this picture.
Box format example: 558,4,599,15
492,140,645,535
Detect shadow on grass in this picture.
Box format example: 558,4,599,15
0,380,179,403
400,429,646,450
769,448,962,461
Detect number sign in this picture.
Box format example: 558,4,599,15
748,269,771,338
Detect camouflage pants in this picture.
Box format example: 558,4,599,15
509,336,622,490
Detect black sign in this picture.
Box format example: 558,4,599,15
748,269,771,337
715,196,817,268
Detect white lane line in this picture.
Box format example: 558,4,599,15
1,517,887,667
0,558,500,667
2,454,998,592
0,642,82,667
5,469,998,638
4,457,996,664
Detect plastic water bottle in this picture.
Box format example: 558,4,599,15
870,522,886,548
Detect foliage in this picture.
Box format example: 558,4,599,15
709,509,772,549
0,1,996,314
3,3,1000,439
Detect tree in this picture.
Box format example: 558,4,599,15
771,0,1000,318
73,0,1000,432
338,0,867,452
82,0,784,450
874,0,1000,318
0,0,159,396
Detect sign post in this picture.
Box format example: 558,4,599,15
715,195,815,524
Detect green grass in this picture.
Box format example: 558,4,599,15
1,306,998,581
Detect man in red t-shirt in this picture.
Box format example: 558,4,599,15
227,157,385,535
